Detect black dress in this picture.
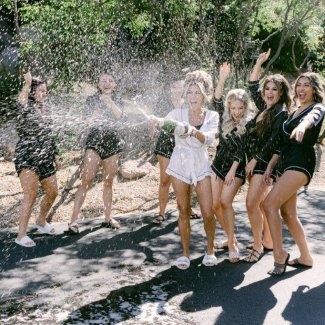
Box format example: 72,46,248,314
84,94,125,160
276,103,325,185
246,81,288,180
14,101,58,180
153,103,186,159
211,99,246,182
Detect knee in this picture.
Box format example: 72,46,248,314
24,191,37,204
220,197,232,210
246,197,256,213
201,207,214,222
103,177,114,189
280,207,295,222
160,175,171,188
177,204,191,220
46,187,58,200
212,200,221,215
81,177,93,190
263,196,277,217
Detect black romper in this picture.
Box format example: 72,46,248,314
84,94,125,160
153,104,186,159
276,103,325,185
15,101,58,180
246,81,288,180
211,99,246,182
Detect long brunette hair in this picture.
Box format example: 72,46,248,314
253,74,291,137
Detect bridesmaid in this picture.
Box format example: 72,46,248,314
243,50,291,262
264,72,325,276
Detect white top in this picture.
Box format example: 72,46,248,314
165,108,219,185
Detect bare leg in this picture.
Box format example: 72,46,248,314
102,154,119,220
261,201,273,250
281,194,313,266
70,149,101,223
17,169,39,240
263,170,309,267
157,155,172,217
195,177,215,255
36,175,58,226
220,178,242,258
246,175,269,251
172,177,191,257
211,173,228,240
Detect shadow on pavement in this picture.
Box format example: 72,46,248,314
62,258,305,325
282,282,325,325
0,216,178,273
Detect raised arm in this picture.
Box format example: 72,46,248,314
214,63,230,100
248,49,271,111
250,49,270,82
18,71,32,107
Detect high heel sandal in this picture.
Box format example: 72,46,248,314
268,253,290,276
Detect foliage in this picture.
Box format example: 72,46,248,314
2,0,325,87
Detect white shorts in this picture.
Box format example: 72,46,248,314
166,144,212,185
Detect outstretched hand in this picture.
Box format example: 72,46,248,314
290,124,306,143
256,48,271,66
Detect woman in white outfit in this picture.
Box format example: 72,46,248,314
165,70,219,269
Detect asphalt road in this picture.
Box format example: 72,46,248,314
0,188,324,324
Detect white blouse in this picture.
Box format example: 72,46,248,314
165,108,219,185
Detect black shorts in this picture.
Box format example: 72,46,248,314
85,127,123,160
15,143,56,180
277,146,315,186
153,130,175,159
211,159,246,184
252,160,277,181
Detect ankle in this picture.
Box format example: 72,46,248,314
273,250,288,262
228,243,238,251
35,219,46,226
17,233,27,240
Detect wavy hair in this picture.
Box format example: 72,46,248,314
222,89,252,137
183,70,213,107
254,74,291,138
293,72,325,106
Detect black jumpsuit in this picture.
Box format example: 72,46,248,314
211,99,246,182
246,81,288,180
276,103,325,185
15,101,58,180
84,94,125,160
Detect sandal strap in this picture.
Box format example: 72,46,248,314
155,214,165,220
153,214,166,224
229,251,240,259
107,218,120,228
244,247,263,262
274,261,285,268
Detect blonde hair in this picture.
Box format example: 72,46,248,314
183,70,213,106
222,89,252,137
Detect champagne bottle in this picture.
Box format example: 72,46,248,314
160,118,189,136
